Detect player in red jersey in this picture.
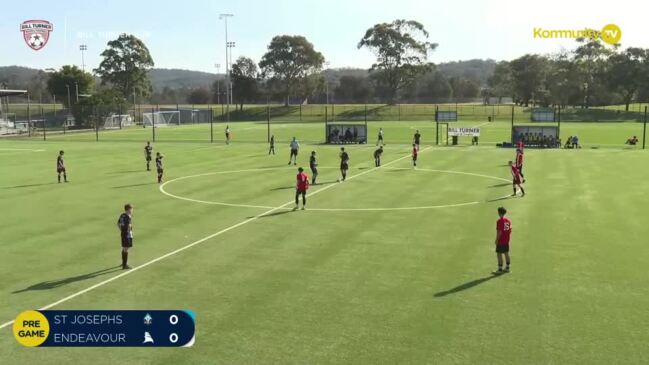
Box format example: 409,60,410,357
493,207,512,274
412,143,418,167
515,148,526,183
294,167,310,210
517,139,524,152
509,160,525,197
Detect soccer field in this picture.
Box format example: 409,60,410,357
2,120,649,364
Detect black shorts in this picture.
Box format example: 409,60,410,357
290,149,298,157
310,166,318,174
413,155,418,161
341,162,349,170
296,188,307,195
121,235,133,248
146,155,152,161
495,243,509,253
57,167,66,173
157,168,164,174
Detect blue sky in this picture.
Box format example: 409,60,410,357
0,0,645,73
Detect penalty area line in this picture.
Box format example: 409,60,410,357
0,147,429,331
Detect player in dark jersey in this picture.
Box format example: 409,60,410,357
509,160,525,197
494,206,512,274
309,151,318,185
269,135,275,155
412,143,418,167
144,142,153,171
225,125,231,144
339,147,350,182
374,146,383,167
413,130,421,151
56,150,68,183
294,167,309,210
155,152,164,183
117,203,134,269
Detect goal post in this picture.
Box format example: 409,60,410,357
142,111,180,127
103,114,134,129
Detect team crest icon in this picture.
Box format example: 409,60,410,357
20,20,53,51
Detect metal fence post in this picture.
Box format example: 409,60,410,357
41,105,46,141
643,106,647,150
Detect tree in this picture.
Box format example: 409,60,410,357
487,61,513,103
231,56,259,110
508,54,549,106
358,19,437,103
334,75,371,103
46,65,94,107
259,35,325,105
606,47,648,111
187,87,211,104
545,53,582,107
572,38,615,107
72,89,126,128
95,34,154,100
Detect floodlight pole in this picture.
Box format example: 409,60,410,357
79,45,87,72
66,84,71,110
75,82,79,103
215,63,221,105
324,61,330,104
220,13,234,124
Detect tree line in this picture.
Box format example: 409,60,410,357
16,19,649,119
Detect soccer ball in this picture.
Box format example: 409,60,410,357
28,34,45,49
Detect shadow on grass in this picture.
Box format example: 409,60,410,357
13,266,122,293
111,182,157,189
434,274,502,298
107,169,145,175
3,182,59,189
251,209,295,219
486,195,514,202
488,183,511,188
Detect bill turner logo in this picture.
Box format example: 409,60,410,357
533,24,621,45
20,20,53,51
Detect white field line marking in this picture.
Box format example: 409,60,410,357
0,148,45,152
160,166,511,212
0,148,428,330
471,122,490,128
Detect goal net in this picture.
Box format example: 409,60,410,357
103,114,134,129
142,111,180,127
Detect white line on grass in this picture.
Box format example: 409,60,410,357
160,166,511,211
0,147,429,330
0,148,45,152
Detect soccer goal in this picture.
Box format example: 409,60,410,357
142,111,180,127
103,114,134,129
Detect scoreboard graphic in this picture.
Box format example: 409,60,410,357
13,310,195,347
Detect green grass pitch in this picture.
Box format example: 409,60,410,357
1,120,649,364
